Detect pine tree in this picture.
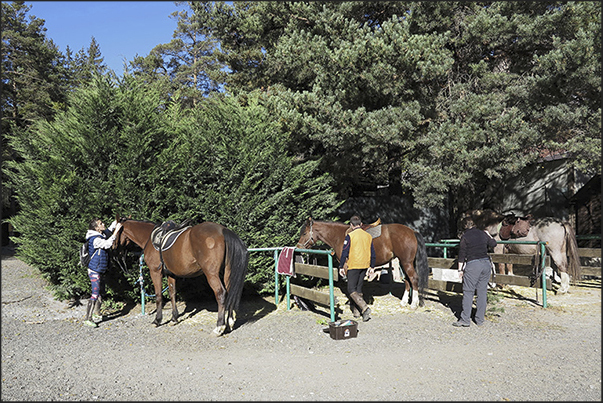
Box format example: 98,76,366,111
195,1,601,209
128,1,224,108
67,36,111,86
1,0,70,223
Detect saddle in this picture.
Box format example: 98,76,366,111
345,217,382,238
151,220,192,252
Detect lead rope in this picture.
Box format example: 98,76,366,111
134,253,168,315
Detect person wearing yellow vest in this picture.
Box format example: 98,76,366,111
339,215,376,322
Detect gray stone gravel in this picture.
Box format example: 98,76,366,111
1,249,601,401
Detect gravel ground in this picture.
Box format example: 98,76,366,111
2,247,601,401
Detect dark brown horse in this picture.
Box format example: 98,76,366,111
114,217,248,336
296,218,429,309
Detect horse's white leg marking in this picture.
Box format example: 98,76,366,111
558,272,570,294
391,258,403,283
228,311,236,329
400,289,410,306
410,291,419,309
545,267,561,282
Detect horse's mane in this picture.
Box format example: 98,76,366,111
463,209,504,230
299,219,347,237
120,217,157,225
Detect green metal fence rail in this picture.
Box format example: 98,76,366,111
248,247,337,322
136,253,169,315
426,240,549,308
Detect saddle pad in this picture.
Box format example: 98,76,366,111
365,225,381,239
152,226,191,251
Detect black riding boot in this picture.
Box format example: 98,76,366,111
83,299,98,327
350,291,371,322
349,292,365,318
92,296,102,323
350,300,361,318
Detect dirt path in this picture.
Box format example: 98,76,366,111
1,248,601,401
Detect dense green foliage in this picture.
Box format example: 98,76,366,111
2,1,601,302
5,74,339,299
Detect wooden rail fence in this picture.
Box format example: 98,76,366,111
428,247,601,294
290,262,339,307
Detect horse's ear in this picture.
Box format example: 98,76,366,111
116,213,120,222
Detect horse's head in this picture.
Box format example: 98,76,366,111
511,214,533,238
111,216,134,274
112,215,132,250
296,217,315,249
459,209,505,237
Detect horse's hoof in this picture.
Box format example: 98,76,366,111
213,326,226,336
557,287,569,294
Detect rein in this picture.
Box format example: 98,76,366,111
112,224,130,274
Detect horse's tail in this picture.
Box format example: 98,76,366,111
414,231,429,307
563,222,581,283
223,228,249,316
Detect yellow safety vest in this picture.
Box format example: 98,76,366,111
347,229,372,270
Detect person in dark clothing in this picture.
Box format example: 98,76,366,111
339,215,376,322
83,218,121,327
453,217,497,327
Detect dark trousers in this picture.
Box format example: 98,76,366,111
346,268,367,295
460,258,492,324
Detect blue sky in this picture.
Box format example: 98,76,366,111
27,1,187,75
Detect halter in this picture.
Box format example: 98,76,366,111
299,220,315,248
112,221,130,274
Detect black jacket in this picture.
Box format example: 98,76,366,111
458,227,497,263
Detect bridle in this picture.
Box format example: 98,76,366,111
298,219,315,248
111,219,131,274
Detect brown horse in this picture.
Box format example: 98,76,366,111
114,217,248,335
460,209,581,293
296,218,429,309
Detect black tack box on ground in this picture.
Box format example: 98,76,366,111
328,319,358,340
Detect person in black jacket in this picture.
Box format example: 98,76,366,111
453,217,497,327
